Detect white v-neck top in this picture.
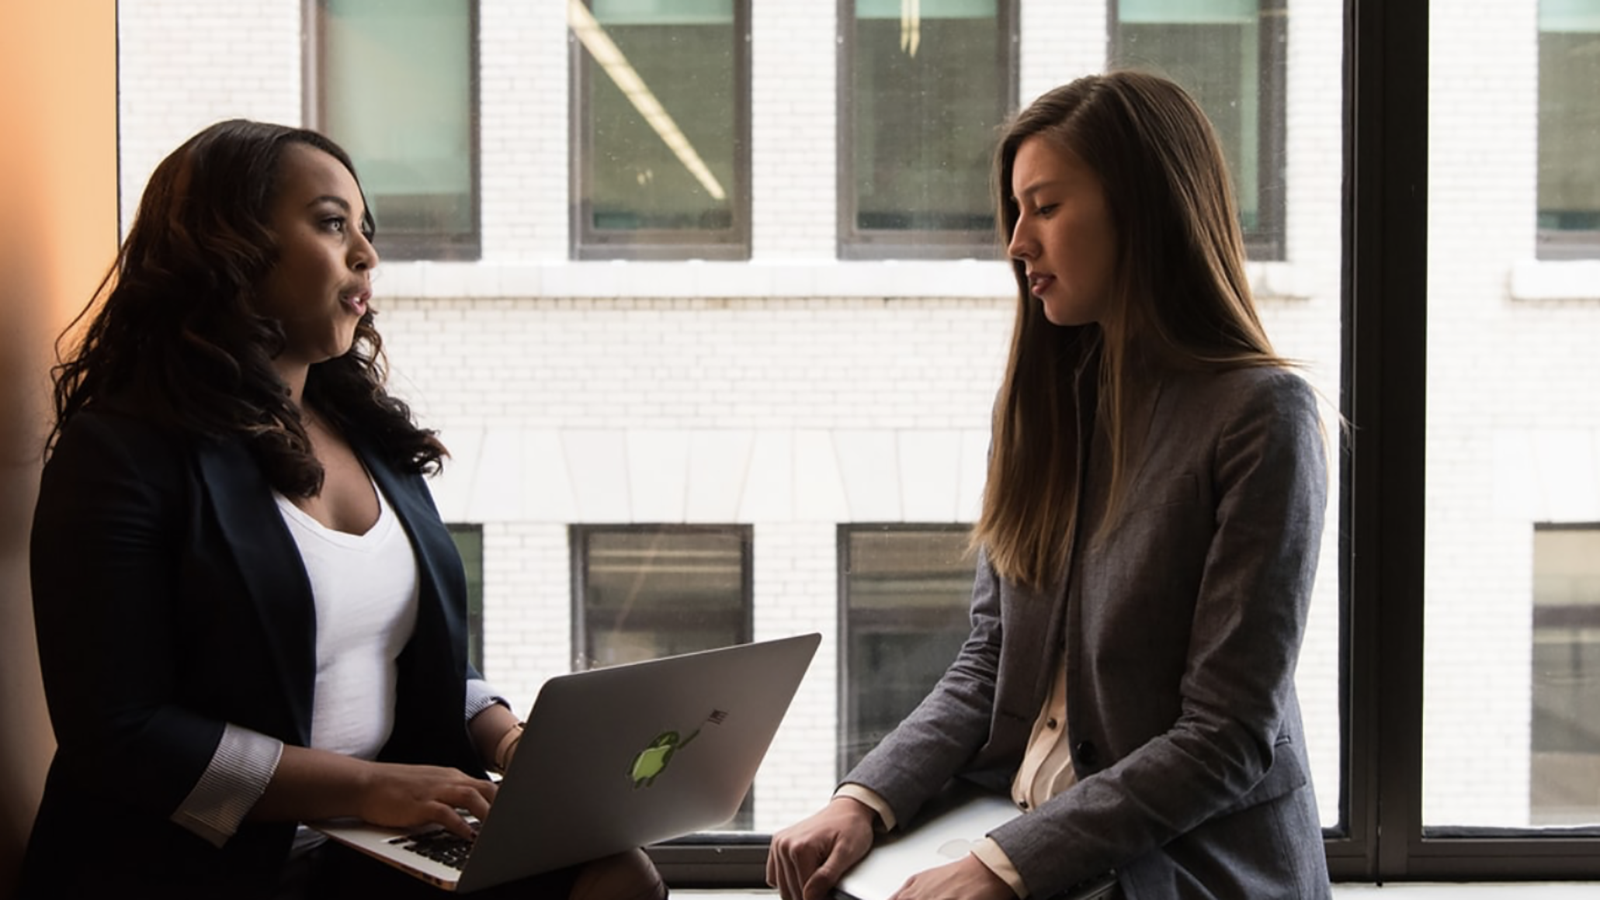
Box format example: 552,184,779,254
273,481,420,760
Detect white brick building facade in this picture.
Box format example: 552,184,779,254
114,0,1600,833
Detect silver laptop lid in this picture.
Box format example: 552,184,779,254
459,632,821,892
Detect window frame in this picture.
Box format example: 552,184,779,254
1108,0,1288,261
834,0,1019,260
568,523,755,671
835,522,976,779
302,0,483,262
567,0,754,261
1535,10,1600,260
446,523,486,674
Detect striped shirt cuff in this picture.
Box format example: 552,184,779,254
465,678,511,723
170,724,283,848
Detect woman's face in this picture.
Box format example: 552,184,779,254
255,142,378,371
1006,135,1118,327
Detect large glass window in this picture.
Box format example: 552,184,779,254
308,0,479,260
1537,0,1600,258
1110,0,1286,259
571,525,752,668
838,0,1016,259
1423,0,1600,849
838,525,975,776
569,0,750,260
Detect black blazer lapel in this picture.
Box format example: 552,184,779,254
194,439,317,744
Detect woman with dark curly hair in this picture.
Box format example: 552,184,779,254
21,119,663,900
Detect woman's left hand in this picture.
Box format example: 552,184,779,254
888,855,1016,900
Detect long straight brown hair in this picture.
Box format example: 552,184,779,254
975,71,1291,589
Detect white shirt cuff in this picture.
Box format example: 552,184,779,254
169,723,283,848
465,677,511,723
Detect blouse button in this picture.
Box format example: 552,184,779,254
1075,741,1100,767
1046,718,1058,730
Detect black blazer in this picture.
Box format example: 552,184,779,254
21,402,482,898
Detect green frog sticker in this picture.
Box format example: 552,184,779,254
629,727,700,788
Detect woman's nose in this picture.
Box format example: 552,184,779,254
352,231,380,271
1008,221,1034,261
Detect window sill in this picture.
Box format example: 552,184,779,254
376,259,1312,302
1510,259,1600,302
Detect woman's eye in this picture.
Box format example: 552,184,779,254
323,216,347,233
1036,204,1057,217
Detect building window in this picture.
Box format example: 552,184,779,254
837,0,1018,260
1531,524,1600,825
572,524,753,828
1537,1,1600,259
447,524,486,673
1110,0,1287,260
838,525,976,777
306,0,480,260
569,0,751,260
571,525,753,669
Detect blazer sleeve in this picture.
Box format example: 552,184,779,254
31,409,229,820
991,371,1329,894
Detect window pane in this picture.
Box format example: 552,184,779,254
1537,1,1600,258
840,526,976,776
315,0,477,259
448,524,486,673
1531,526,1600,825
574,525,751,668
1111,0,1285,257
1425,0,1600,832
841,0,1012,258
572,0,747,258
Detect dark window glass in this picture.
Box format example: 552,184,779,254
310,0,479,260
572,525,752,668
1531,525,1600,825
839,0,1016,259
1110,0,1286,259
447,524,485,673
1537,1,1600,258
839,525,975,777
570,0,750,259
572,524,753,828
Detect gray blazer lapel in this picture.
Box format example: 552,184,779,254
194,439,316,743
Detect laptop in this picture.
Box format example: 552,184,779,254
314,632,821,893
833,780,1118,900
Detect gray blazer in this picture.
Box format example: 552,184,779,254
846,365,1332,900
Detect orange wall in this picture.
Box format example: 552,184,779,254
0,2,119,896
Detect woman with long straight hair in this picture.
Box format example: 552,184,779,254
769,71,1332,900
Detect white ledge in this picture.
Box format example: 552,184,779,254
1510,259,1600,302
374,259,1313,302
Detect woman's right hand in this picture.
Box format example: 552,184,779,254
252,746,497,839
355,760,498,839
767,796,877,900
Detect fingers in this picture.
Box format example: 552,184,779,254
767,827,814,900
423,779,497,839
361,763,499,838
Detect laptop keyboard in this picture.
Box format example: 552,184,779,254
388,829,474,870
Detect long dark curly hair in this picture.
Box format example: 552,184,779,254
49,119,446,497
